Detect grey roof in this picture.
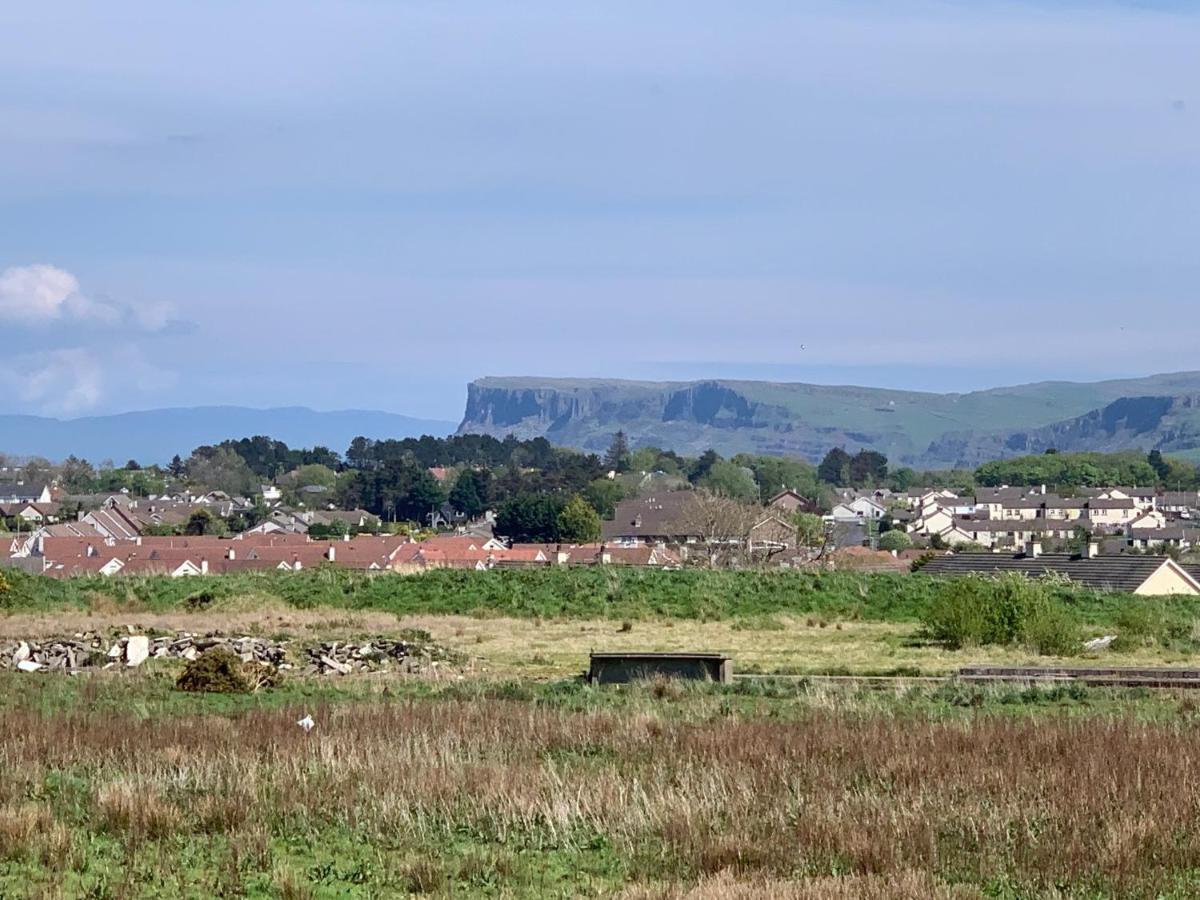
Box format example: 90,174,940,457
919,552,1196,594
601,492,701,541
1160,492,1200,507
951,519,1073,534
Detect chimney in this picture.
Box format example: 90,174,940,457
327,545,336,562
1029,540,1042,559
1087,540,1100,559
200,558,209,575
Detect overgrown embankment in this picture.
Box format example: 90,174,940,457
5,566,1200,641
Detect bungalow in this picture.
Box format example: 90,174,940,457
0,484,52,504
766,489,814,514
828,496,886,523
601,493,705,546
921,550,1200,596
748,514,796,553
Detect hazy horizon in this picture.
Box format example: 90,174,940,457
3,1,1197,421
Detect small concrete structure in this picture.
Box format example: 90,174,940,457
588,652,732,685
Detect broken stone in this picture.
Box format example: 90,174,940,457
16,660,43,673
12,642,30,664
125,635,150,667
320,655,352,675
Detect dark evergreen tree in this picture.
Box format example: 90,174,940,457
604,431,632,473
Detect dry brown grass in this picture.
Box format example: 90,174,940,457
398,613,1200,679
0,605,402,641
2,699,1200,894
622,870,983,899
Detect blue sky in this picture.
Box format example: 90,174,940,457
1,1,1197,421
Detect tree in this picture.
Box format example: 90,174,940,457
168,455,186,479
185,508,218,536
698,460,759,503
792,512,825,549
678,490,759,568
689,449,721,484
397,470,447,523
186,448,258,496
849,450,888,487
449,469,491,519
583,478,626,519
1148,450,1171,483
604,431,631,473
556,495,601,543
878,530,913,552
817,448,852,487
60,456,96,493
494,494,566,543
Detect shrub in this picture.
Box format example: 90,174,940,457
175,647,279,694
1020,599,1079,656
922,573,1078,655
877,531,912,552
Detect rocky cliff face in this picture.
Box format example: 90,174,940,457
924,395,1200,467
458,376,1200,465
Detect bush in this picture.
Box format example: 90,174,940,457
176,647,280,693
878,531,912,552
922,573,1078,655
1020,599,1079,656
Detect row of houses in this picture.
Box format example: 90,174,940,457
4,532,684,579
879,486,1200,553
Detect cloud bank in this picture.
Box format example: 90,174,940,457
1,264,181,415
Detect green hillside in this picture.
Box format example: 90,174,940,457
458,372,1200,466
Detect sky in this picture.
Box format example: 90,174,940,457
1,0,1197,422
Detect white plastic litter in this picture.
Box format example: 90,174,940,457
296,714,315,733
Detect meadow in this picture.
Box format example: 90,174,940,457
4,567,1200,896
3,671,1200,898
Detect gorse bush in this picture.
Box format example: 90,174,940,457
922,573,1078,655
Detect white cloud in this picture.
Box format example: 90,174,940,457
0,264,84,322
17,346,177,417
23,348,103,415
0,263,170,329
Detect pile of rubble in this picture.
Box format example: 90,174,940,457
1,629,460,676
302,636,459,676
0,631,290,673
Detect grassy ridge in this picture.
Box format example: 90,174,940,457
5,566,1200,630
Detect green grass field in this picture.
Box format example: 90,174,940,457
5,568,1200,896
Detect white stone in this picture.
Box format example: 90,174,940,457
1083,635,1117,652
182,647,198,661
16,660,43,672
320,655,352,675
12,641,31,664
125,635,150,667
107,644,122,658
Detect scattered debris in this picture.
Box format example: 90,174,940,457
1,629,461,678
301,633,461,676
297,714,315,733
1084,635,1117,652
125,635,150,668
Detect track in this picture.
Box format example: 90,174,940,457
735,666,1200,690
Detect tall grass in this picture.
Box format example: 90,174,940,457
1,567,942,622
3,694,1200,895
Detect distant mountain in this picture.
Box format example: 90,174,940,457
456,374,1200,467
928,395,1200,467
0,407,456,464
